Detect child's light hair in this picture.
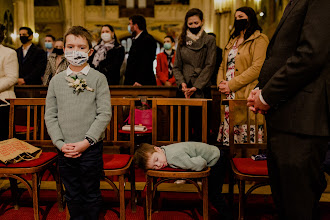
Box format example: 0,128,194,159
64,26,93,49
134,143,157,170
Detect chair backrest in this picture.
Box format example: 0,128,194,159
225,99,267,158
8,98,53,149
103,97,138,155
8,98,137,155
150,98,209,146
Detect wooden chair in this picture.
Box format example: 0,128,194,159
145,98,210,220
225,99,269,220
0,98,64,220
102,97,138,220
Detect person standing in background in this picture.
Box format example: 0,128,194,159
124,14,157,86
16,27,47,85
173,8,216,99
217,7,269,146
89,24,125,85
45,34,55,57
0,24,18,140
156,35,176,86
42,38,69,85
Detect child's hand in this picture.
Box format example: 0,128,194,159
61,144,81,158
70,139,90,154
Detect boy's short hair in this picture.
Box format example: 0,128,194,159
129,15,147,31
19,27,33,36
164,35,175,43
63,26,93,49
134,143,157,170
46,34,55,41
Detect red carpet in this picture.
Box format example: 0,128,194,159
1,187,330,220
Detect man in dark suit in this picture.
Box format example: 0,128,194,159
247,0,330,219
16,27,47,85
124,15,156,86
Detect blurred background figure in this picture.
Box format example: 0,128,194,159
156,35,176,86
16,26,47,85
42,38,69,85
44,34,55,57
124,14,157,86
0,23,18,140
89,24,125,85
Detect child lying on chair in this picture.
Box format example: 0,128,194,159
134,142,233,220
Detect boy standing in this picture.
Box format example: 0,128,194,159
134,142,233,220
45,26,111,219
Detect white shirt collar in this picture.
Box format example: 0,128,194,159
22,44,32,57
134,31,143,40
66,64,91,76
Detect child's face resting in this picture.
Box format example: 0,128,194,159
147,147,168,170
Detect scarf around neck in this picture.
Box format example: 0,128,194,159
92,40,115,68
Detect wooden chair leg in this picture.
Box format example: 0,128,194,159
238,180,245,220
202,177,208,220
9,178,19,210
32,173,40,220
119,175,126,220
130,162,136,213
146,175,153,220
55,164,64,212
228,170,235,208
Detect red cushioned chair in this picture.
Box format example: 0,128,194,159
0,98,64,220
102,98,138,220
225,99,269,220
145,98,210,220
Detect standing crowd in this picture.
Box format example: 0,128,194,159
0,1,329,219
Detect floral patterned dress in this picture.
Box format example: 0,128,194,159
217,42,264,146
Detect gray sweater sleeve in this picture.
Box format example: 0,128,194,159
85,75,112,143
45,78,65,150
170,154,207,171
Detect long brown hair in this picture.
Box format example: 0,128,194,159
178,8,204,47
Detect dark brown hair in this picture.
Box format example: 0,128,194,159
0,24,5,44
230,7,262,40
134,143,157,170
178,8,204,46
64,26,93,49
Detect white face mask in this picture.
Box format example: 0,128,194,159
65,50,89,66
101,33,112,42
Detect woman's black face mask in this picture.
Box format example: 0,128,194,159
188,26,202,35
53,48,64,55
234,19,248,33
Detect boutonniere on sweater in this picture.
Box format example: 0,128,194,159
65,76,94,95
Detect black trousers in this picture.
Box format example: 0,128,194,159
59,141,103,220
0,105,9,141
267,127,328,220
209,149,233,220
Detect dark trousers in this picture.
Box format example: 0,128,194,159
267,127,328,220
0,105,9,141
59,141,104,220
209,149,233,220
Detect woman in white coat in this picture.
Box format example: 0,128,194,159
0,24,19,140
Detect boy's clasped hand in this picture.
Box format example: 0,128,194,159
61,139,90,158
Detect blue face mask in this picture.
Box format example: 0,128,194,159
128,25,132,35
45,42,53,49
164,43,172,50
